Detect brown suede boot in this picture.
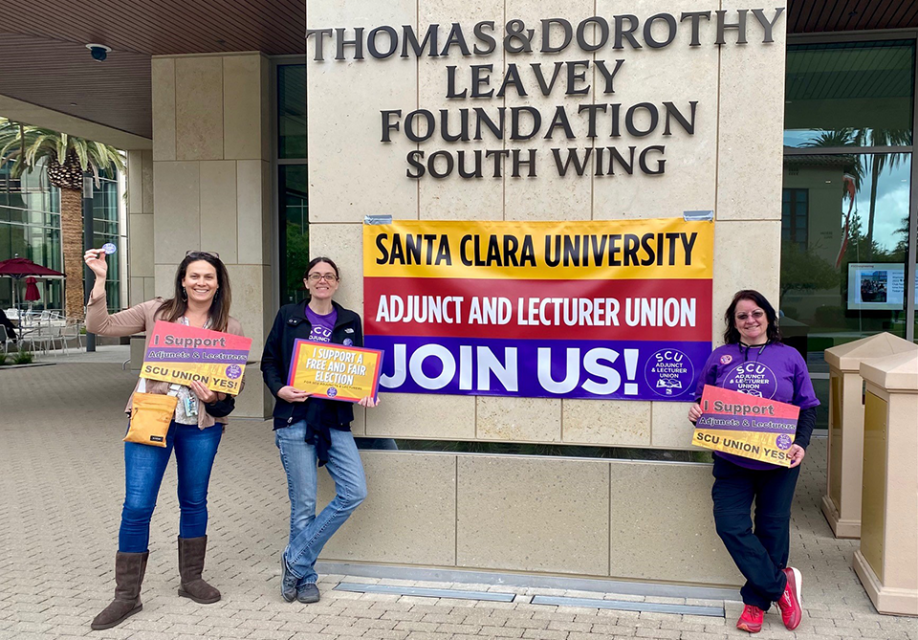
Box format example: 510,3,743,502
177,536,221,604
90,551,148,630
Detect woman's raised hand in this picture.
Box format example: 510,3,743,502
278,386,310,403
83,249,108,279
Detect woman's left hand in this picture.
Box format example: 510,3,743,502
358,396,381,408
787,444,805,468
191,380,225,404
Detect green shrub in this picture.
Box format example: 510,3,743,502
12,348,33,365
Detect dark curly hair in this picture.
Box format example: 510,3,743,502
723,289,782,345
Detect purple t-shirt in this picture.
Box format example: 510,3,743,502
305,306,337,343
695,342,819,470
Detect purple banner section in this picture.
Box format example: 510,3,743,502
143,348,249,364
365,335,711,401
696,415,798,433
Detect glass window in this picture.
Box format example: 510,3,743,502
0,160,120,312
279,165,309,305
784,41,915,148
782,188,809,251
278,64,307,159
781,152,911,426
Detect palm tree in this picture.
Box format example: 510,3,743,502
801,127,910,260
851,129,911,259
0,118,124,319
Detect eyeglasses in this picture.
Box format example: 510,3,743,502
735,310,765,321
307,273,338,283
185,250,220,259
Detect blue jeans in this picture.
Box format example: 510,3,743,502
119,421,223,553
275,421,367,584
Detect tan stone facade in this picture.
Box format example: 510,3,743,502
148,52,274,417
300,3,787,587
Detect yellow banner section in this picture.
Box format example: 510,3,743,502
288,341,383,403
140,362,244,395
693,428,792,467
364,218,713,280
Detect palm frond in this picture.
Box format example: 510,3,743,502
0,118,123,173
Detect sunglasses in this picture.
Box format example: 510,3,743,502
735,310,766,321
185,250,221,259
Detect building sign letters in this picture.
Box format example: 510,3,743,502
307,10,784,180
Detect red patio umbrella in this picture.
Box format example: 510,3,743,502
0,258,65,339
0,257,65,277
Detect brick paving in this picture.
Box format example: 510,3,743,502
0,362,915,640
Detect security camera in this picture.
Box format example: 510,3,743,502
85,44,111,62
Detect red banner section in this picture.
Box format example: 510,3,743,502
364,277,712,341
699,385,801,421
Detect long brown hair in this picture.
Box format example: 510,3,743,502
157,252,232,331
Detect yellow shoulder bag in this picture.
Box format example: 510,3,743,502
124,389,178,448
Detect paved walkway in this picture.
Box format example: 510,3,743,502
0,363,915,640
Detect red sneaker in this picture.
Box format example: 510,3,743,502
736,604,764,633
777,567,803,630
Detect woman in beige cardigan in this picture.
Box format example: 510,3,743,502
84,249,245,631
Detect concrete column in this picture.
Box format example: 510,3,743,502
853,350,918,616
126,149,156,306
150,52,274,418
823,334,918,538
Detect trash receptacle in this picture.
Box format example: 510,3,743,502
823,333,917,539
852,349,918,616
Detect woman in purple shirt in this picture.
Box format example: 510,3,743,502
688,290,817,634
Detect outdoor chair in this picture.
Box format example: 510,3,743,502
22,311,40,328
22,322,52,355
60,321,83,354
0,325,13,357
46,324,66,354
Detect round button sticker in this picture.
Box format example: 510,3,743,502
644,348,694,397
776,434,793,450
102,242,117,255
327,387,338,398
225,364,242,379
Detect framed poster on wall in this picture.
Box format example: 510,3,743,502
846,263,909,311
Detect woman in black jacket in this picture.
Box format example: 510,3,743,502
261,257,379,605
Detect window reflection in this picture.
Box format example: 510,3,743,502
279,165,309,305
0,161,63,311
781,152,911,428
278,65,307,159
784,41,914,149
781,153,911,349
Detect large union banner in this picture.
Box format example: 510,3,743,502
363,218,713,401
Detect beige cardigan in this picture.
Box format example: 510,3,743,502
85,289,246,428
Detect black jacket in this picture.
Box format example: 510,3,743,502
260,300,364,430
